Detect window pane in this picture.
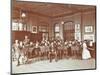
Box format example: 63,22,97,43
55,33,60,37
19,23,23,31
55,24,60,32
12,22,18,30
39,26,47,32
75,24,80,32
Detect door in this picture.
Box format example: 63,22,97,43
64,22,75,41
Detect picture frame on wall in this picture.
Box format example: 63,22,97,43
11,0,96,74
32,26,37,33
85,25,93,33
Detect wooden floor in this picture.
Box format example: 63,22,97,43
12,58,95,74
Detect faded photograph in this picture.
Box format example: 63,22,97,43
11,0,96,74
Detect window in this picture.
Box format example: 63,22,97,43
12,19,29,31
39,25,48,32
55,24,60,38
12,22,24,31
55,24,60,32
55,33,60,37
12,22,19,31
19,23,23,31
75,24,81,41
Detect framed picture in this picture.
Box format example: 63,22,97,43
85,26,93,33
32,26,37,33
84,34,95,42
11,0,96,74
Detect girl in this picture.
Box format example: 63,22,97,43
82,41,91,60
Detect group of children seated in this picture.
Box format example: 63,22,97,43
12,35,95,66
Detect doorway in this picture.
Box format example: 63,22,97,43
64,21,75,41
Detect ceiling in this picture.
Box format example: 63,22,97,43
12,0,96,18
